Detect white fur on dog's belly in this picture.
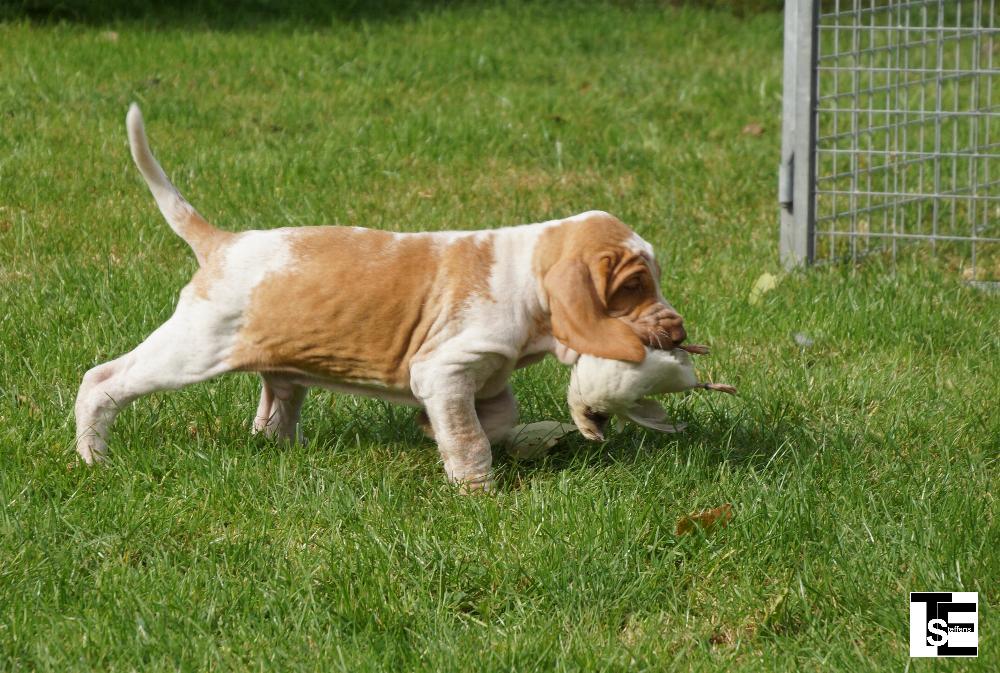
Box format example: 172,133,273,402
282,373,421,406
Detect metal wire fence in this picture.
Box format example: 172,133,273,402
780,0,999,283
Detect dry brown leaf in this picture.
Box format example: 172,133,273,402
741,122,765,136
187,417,222,437
15,394,41,419
675,503,734,536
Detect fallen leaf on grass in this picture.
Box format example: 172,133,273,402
748,272,780,305
675,503,734,536
15,394,41,419
187,417,222,438
741,122,765,136
503,421,578,461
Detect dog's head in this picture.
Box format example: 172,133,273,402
534,211,686,364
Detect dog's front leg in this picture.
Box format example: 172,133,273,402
412,351,510,492
421,392,494,492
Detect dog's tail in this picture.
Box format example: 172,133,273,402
126,104,226,266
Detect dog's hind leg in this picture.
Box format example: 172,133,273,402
74,296,232,464
251,375,308,444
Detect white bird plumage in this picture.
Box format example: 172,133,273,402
567,347,734,439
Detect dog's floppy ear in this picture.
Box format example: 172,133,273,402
544,257,646,363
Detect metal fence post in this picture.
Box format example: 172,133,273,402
779,0,818,268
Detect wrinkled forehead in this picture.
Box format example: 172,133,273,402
624,232,661,277
535,211,663,278
622,232,670,306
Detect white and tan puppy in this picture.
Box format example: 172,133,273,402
75,105,689,490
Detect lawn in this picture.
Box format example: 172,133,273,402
0,1,996,670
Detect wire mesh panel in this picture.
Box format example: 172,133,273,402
780,0,999,282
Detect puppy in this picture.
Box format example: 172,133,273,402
75,105,688,490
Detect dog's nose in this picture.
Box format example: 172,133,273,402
671,322,687,346
660,309,686,346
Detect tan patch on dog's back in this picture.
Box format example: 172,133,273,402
227,227,498,388
228,227,444,386
442,235,495,315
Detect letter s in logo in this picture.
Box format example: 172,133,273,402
927,618,948,646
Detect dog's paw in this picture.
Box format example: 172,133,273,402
456,474,494,495
75,434,108,465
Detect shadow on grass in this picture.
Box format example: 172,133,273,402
497,396,814,488
3,0,496,27
2,0,782,28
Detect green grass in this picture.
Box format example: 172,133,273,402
0,2,997,670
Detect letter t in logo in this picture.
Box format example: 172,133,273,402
910,593,954,657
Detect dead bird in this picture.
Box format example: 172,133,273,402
568,345,735,441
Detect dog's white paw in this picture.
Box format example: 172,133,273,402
76,434,108,465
